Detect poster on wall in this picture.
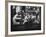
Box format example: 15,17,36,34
8,1,45,35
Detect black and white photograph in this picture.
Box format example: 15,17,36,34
8,2,44,35
11,6,41,31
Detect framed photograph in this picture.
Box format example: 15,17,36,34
8,1,45,35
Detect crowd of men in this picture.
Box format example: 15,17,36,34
12,6,40,25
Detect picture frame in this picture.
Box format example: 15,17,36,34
8,1,45,35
